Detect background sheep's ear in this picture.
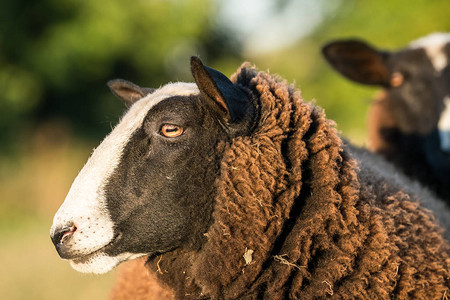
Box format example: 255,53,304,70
190,56,250,123
322,40,391,86
107,79,155,108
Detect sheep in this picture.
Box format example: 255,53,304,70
51,57,450,299
322,33,450,202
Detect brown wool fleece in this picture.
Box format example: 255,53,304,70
111,64,450,299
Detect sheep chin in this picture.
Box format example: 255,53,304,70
69,252,146,274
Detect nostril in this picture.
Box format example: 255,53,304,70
51,225,77,247
61,225,77,243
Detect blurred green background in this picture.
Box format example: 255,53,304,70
1,0,449,299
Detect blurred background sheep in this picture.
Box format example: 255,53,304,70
1,0,449,299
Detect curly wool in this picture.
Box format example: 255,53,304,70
112,64,450,299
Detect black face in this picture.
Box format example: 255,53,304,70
386,47,449,134
99,57,256,258
103,95,231,257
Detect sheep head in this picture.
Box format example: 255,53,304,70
322,33,450,179
50,57,256,274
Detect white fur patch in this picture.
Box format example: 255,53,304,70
70,252,146,274
438,96,450,153
409,32,450,72
51,82,199,273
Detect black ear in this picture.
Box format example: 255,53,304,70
107,79,155,108
190,56,251,123
322,40,391,86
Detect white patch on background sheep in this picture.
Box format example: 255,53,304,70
51,82,199,274
409,32,450,72
438,96,450,153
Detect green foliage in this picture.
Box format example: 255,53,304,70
0,0,242,151
315,0,450,47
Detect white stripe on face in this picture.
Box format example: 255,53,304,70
438,97,450,153
409,32,450,73
51,82,199,273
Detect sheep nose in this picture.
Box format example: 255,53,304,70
51,224,77,250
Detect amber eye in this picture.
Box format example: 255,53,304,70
160,124,184,138
390,72,404,87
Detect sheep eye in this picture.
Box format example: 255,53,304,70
160,124,184,138
390,72,404,87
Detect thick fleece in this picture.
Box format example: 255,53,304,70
112,64,450,299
